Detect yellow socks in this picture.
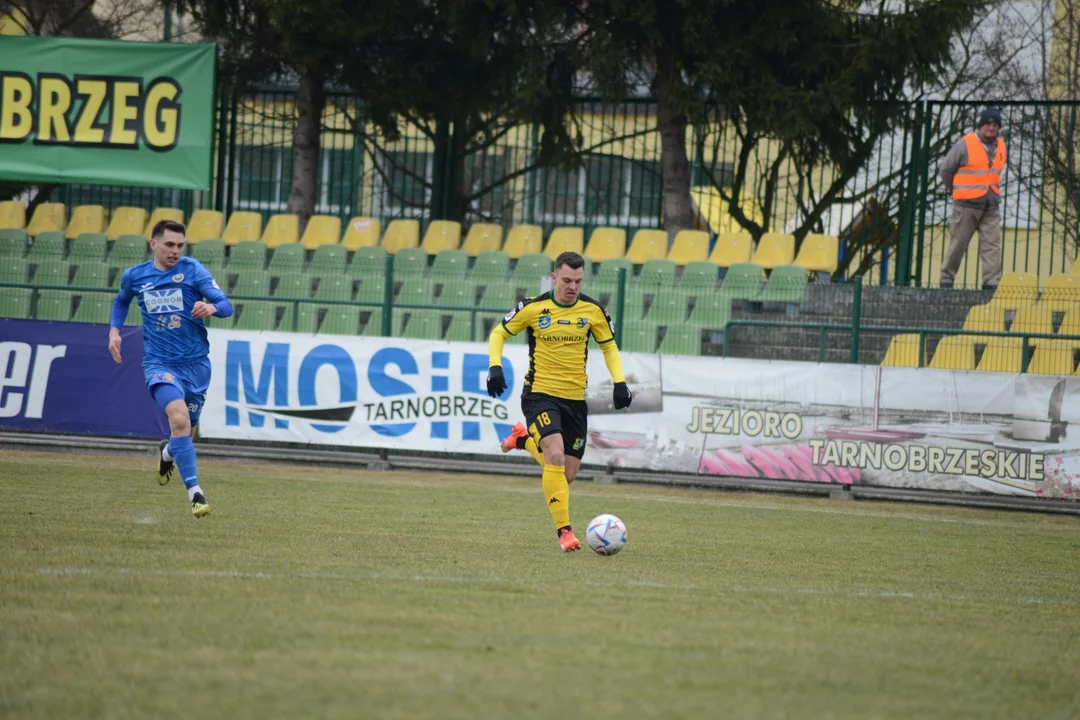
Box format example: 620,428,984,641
524,436,545,467
542,464,571,529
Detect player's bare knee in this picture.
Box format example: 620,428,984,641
165,403,190,436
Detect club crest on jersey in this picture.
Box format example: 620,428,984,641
172,273,184,282
577,318,588,328
538,315,552,329
145,288,183,314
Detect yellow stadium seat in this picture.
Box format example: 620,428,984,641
625,229,668,264
462,223,503,257
105,206,148,241
27,202,66,236
961,304,1006,344
929,336,975,370
1038,273,1080,313
1058,310,1080,348
342,217,381,251
301,215,341,250
543,227,584,260
421,220,462,255
667,230,709,266
583,227,626,263
988,272,1038,310
261,214,299,249
793,234,839,273
750,233,795,269
186,210,224,244
503,225,543,259
145,208,185,237
707,232,753,267
222,211,263,246
0,200,25,229
1010,306,1053,342
1030,340,1075,376
976,337,1025,373
382,219,420,254
65,205,105,239
881,333,923,367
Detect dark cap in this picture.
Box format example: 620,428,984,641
977,107,1002,128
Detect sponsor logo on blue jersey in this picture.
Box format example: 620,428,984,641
145,288,183,314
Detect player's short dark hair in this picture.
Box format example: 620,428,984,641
554,251,585,271
151,219,186,239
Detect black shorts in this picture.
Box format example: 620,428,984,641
521,390,589,459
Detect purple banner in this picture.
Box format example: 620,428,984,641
0,319,169,438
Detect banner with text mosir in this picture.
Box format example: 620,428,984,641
199,330,1077,501
0,36,215,189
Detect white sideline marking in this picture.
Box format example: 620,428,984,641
19,567,1078,608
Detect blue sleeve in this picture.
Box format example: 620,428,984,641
110,270,134,329
194,263,234,318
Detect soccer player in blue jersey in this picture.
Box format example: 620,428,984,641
108,220,233,517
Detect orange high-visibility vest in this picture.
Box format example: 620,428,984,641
952,132,1006,200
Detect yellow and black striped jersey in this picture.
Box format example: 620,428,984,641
496,292,617,401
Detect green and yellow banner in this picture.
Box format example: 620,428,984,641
0,36,216,189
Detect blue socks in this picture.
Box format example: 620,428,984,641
168,435,199,492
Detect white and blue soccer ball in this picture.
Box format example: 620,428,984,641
586,514,627,556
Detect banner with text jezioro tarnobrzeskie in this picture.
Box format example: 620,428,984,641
199,330,1079,501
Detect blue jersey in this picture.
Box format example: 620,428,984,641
113,257,230,365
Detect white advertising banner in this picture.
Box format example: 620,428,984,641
201,330,1078,502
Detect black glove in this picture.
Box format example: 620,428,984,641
613,382,633,410
487,366,507,398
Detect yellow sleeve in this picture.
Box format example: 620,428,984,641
589,302,616,344
600,340,626,384
488,300,533,366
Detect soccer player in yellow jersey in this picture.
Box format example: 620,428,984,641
486,251,633,552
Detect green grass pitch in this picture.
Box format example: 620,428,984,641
2,448,1079,719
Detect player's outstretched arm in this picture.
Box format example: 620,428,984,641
599,340,633,409
108,272,135,364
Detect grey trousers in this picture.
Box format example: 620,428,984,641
940,204,1002,287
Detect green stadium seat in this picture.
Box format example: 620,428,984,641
0,228,28,256
594,258,633,293
273,272,311,299
69,233,107,262
108,235,149,267
472,251,511,279
688,293,732,331
234,300,279,331
362,310,389,336
311,244,348,273
658,326,701,356
192,239,226,264
479,282,516,309
286,302,322,333
619,288,647,322
33,261,70,286
356,277,386,304
349,246,388,277
267,243,305,273
35,289,75,321
762,265,807,304
621,322,658,353
645,290,690,324
437,279,476,307
71,262,110,288
230,240,267,269
393,247,428,278
72,293,113,324
232,269,271,296
638,259,678,289
431,249,469,279
515,253,553,280
396,279,435,306
314,274,353,301
0,288,32,318
446,312,479,342
27,230,66,263
0,259,29,284
320,305,361,335
680,261,720,292
720,262,765,301
124,301,142,326
402,309,443,340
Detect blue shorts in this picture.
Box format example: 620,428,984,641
144,357,212,426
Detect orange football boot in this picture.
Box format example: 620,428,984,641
558,527,581,553
500,422,529,453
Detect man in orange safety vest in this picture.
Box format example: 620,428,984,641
939,107,1006,289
